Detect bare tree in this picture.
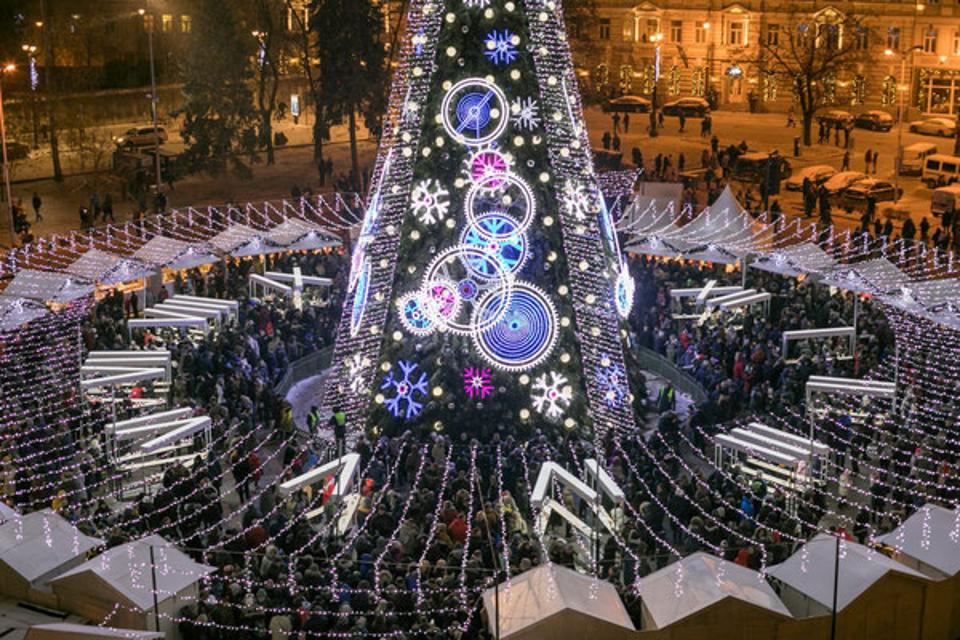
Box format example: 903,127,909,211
759,12,868,145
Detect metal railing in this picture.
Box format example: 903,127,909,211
274,346,334,398
634,345,708,405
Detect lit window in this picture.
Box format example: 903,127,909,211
181,15,192,34
924,27,938,53
729,21,745,46
622,17,634,42
695,23,707,44
887,27,900,51
161,14,173,33
143,14,155,32
670,20,682,42
767,23,780,46
953,29,960,55
599,18,611,40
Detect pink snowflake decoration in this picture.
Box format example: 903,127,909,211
463,367,494,400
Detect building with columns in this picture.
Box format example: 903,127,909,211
580,0,960,116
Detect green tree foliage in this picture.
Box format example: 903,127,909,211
310,0,388,188
178,0,259,178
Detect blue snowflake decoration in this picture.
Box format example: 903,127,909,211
461,214,528,279
484,30,519,66
597,356,627,408
380,360,429,419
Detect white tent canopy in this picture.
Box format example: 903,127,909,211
209,223,261,255
64,249,154,286
767,533,927,612
0,502,17,525
25,623,165,640
821,258,913,295
132,236,219,271
639,552,791,628
264,218,341,251
52,534,215,612
0,297,49,331
0,510,103,587
877,504,960,578
482,564,634,639
751,242,837,278
2,269,94,304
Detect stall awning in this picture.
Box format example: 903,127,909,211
64,248,154,286
0,296,49,331
132,236,219,271
821,257,913,295
209,224,262,255
264,218,341,251
751,242,837,278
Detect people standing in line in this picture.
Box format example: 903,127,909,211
31,192,42,222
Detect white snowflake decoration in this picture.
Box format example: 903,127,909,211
562,180,599,221
531,371,573,421
410,179,451,225
485,30,520,66
463,0,492,7
346,354,370,395
511,97,541,131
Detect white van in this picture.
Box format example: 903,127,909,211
900,142,937,175
931,183,960,217
922,154,960,187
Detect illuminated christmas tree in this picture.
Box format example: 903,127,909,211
323,0,641,439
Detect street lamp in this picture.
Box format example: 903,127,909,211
139,5,163,198
0,63,17,246
885,45,922,202
649,32,664,138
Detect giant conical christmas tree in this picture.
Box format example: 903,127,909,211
323,0,641,439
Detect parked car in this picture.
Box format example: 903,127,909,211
661,97,710,118
931,183,960,218
823,171,868,195
113,126,168,149
842,178,901,207
899,142,937,176
817,109,854,128
854,110,894,131
784,164,837,191
604,95,651,113
909,116,957,137
922,153,960,187
732,151,792,184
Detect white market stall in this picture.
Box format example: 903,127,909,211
132,236,219,272
638,552,792,634
0,509,103,607
750,242,837,278
0,296,49,331
1,269,94,305
208,223,262,256
64,248,154,287
481,564,635,640
51,534,215,638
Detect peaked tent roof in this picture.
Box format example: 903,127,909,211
52,534,215,611
2,269,94,304
639,552,792,628
0,509,103,585
679,187,770,261
751,242,837,278
132,236,220,271
0,297,49,331
263,218,341,251
767,533,928,611
0,502,17,525
481,564,635,639
820,257,913,295
208,224,262,255
876,504,960,577
64,249,154,286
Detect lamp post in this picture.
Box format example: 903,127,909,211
0,63,16,247
885,45,922,202
139,6,162,198
21,45,39,149
649,32,664,137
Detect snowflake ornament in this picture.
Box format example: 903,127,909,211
485,30,520,66
346,353,370,395
380,360,430,420
463,367,494,400
531,371,573,421
562,180,599,221
596,356,627,408
463,0,492,7
411,179,451,225
511,97,541,131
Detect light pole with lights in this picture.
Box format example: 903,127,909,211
139,6,162,197
885,44,922,201
649,32,664,137
0,63,16,246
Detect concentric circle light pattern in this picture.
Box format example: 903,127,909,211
461,214,528,279
472,283,558,371
441,78,509,146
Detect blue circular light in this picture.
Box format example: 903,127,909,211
456,92,493,136
458,279,479,301
473,284,558,371
461,214,527,279
400,293,434,335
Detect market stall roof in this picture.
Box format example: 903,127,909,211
0,296,49,331
678,187,771,261
208,223,262,255
132,236,219,271
767,533,928,612
639,552,791,628
481,564,634,639
52,534,215,611
0,510,103,585
821,257,913,295
25,623,165,640
2,269,94,304
882,277,960,318
64,248,154,286
264,218,341,251
0,502,17,525
876,504,960,577
751,242,837,278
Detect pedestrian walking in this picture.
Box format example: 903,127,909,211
872,151,879,174
102,194,114,223
612,133,621,152
602,131,612,150
864,149,873,174
90,192,101,223
330,406,347,458
612,113,621,134
842,150,850,171
623,113,630,133
678,113,686,132
31,192,42,222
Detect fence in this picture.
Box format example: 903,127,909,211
635,345,708,406
274,346,334,399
